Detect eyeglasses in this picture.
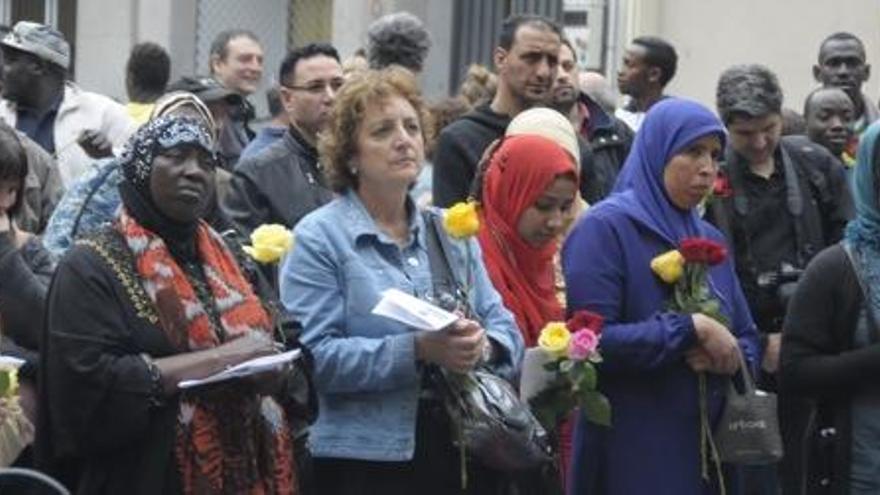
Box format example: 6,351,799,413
282,78,345,95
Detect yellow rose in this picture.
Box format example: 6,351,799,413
650,249,685,284
243,224,293,264
443,201,480,239
538,322,571,357
0,367,19,398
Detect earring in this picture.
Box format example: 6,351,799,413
349,166,358,176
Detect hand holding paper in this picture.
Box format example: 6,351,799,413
371,288,458,331
178,349,302,390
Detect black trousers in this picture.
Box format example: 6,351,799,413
313,399,508,495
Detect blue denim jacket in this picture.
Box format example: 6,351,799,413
280,190,524,461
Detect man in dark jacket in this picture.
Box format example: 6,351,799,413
552,37,632,203
222,43,340,236
706,64,853,494
209,29,264,168
709,64,852,379
432,14,562,207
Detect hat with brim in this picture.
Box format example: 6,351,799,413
1,21,70,69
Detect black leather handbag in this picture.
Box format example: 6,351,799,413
422,210,552,471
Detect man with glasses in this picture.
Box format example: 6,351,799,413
223,43,341,237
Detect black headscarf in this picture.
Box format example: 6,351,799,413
117,115,216,260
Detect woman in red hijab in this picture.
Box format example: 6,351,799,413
477,134,579,346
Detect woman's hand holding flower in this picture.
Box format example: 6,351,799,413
684,347,713,373
691,313,740,375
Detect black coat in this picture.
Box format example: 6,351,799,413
431,103,510,208
36,227,316,494
222,128,333,236
0,233,55,370
706,136,853,335
577,93,633,204
780,243,880,495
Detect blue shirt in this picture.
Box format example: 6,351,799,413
16,92,63,154
279,190,523,461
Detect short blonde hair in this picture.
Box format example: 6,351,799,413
319,67,433,193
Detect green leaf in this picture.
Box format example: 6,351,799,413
581,390,612,427
569,362,584,384
578,363,597,390
542,361,559,372
559,359,574,374
529,385,577,433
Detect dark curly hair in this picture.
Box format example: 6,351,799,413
632,36,678,87
319,67,433,193
366,12,431,72
126,42,171,103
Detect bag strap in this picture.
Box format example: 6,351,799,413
842,243,880,344
421,210,465,311
732,350,757,396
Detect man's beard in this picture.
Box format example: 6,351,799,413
550,88,577,114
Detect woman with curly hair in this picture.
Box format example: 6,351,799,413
281,67,523,494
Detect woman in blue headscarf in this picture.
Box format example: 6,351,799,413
563,98,760,494
781,121,880,494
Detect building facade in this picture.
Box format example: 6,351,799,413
4,0,879,119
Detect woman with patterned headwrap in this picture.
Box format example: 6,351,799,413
37,115,302,494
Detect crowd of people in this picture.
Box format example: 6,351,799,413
0,8,877,495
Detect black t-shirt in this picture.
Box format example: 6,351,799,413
738,158,799,274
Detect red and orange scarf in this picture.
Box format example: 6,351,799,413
118,209,297,494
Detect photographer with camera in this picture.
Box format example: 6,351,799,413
705,65,853,495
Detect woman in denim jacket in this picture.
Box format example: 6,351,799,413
280,68,524,494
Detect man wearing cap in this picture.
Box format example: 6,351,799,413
222,43,340,238
0,21,135,187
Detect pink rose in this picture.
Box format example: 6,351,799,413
568,329,599,361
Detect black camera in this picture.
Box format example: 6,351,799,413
756,262,804,312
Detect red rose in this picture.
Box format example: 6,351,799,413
713,174,733,198
679,238,727,266
566,310,604,336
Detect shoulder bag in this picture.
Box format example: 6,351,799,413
421,210,552,471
